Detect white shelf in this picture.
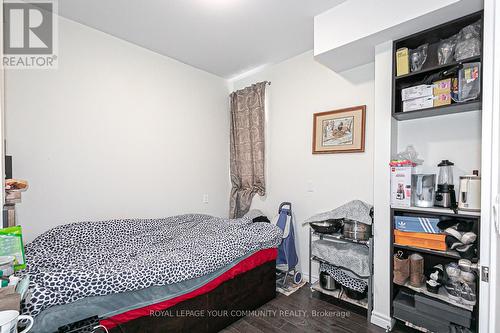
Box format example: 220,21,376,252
400,281,474,312
391,206,481,217
311,281,368,309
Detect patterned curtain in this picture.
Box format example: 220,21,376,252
229,82,267,218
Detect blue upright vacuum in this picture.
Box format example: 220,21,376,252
273,202,302,290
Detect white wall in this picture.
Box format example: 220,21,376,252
4,17,230,242
397,111,482,182
371,41,396,330
231,51,375,281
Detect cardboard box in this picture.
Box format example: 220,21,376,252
433,78,451,94
394,216,441,234
434,93,451,107
394,230,447,251
401,85,433,101
396,48,409,77
403,96,434,112
391,166,412,208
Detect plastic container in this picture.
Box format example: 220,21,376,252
414,293,472,328
394,230,446,251
393,291,450,333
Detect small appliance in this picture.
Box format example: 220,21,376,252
411,174,436,208
458,171,481,212
435,160,456,208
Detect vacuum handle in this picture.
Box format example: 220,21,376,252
279,202,292,215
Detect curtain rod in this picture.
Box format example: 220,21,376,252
249,81,271,86
231,81,271,95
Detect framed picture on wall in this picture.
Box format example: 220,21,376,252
312,105,366,154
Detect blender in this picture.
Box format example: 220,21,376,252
435,160,457,208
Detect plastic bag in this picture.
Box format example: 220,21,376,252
392,145,424,165
438,35,457,65
410,44,428,72
0,226,26,271
458,62,481,102
455,20,482,61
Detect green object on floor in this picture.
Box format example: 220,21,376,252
0,271,7,287
0,226,26,271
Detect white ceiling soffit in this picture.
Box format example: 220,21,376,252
58,0,346,79
314,0,483,72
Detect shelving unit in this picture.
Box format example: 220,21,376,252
393,206,481,217
389,10,483,333
308,227,373,322
390,206,481,332
393,244,462,261
399,281,474,312
392,100,482,121
311,281,368,309
311,231,370,245
395,55,481,80
392,11,483,121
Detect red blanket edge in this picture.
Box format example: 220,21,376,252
100,247,277,329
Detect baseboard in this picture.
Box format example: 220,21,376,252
309,273,319,284
370,310,395,331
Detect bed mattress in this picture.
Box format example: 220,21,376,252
31,248,277,333
21,214,282,321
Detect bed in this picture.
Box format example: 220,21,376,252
20,214,281,332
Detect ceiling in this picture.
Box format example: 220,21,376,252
58,0,346,79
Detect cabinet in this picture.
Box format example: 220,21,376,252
392,11,483,120
389,11,483,333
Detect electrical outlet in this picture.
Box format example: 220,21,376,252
307,181,314,192
203,194,209,204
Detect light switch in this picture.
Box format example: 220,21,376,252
203,194,209,204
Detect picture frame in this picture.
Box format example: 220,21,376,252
312,105,366,154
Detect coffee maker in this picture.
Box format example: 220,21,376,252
411,174,436,208
435,160,457,208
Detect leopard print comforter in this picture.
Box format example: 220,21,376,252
21,214,282,317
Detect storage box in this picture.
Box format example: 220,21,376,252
394,230,447,251
434,93,451,107
414,293,472,328
393,291,450,333
396,48,410,77
394,216,441,234
403,96,434,112
433,78,452,107
390,166,412,208
401,85,433,101
433,78,452,94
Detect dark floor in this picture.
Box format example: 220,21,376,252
221,286,407,333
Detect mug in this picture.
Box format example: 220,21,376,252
0,310,33,333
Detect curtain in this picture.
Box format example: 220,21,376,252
229,82,267,218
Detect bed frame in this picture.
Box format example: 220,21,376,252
109,261,276,333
